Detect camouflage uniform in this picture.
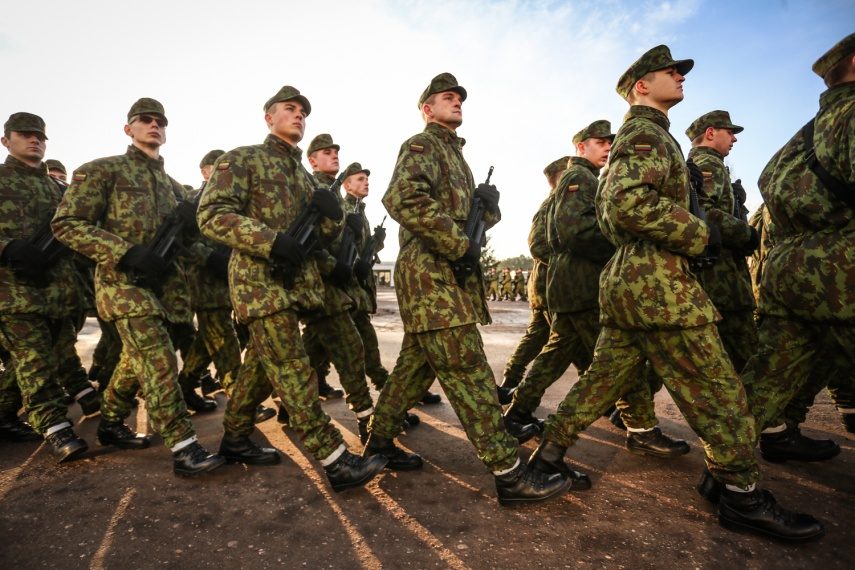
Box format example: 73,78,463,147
52,145,197,449
370,104,518,472
197,133,346,461
498,269,512,300
512,270,527,301
542,51,759,488
485,268,499,301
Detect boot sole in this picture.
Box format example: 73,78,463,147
221,453,281,466
98,438,151,450
174,456,227,477
760,447,841,463
56,442,89,463
626,445,690,459
498,478,573,506
719,514,826,542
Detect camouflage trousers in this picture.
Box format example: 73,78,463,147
352,310,389,390
740,316,855,435
0,346,23,415
302,313,373,414
502,308,550,386
0,314,69,432
716,309,758,374
370,324,519,472
782,362,855,427
543,324,759,488
179,309,242,394
54,316,94,400
512,309,658,431
487,282,499,301
91,317,122,389
223,310,343,460
101,316,195,448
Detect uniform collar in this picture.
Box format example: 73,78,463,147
264,133,303,160
687,146,724,161
4,154,47,175
345,193,366,211
313,171,336,186
126,144,165,167
625,105,671,131
569,155,600,175
425,122,466,148
819,80,855,109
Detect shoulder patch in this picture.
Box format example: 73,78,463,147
409,143,424,153
565,184,580,192
216,162,230,170
702,171,713,179
72,172,87,182
634,144,652,153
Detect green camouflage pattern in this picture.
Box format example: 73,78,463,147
179,308,242,392
526,191,553,309
346,193,381,313
90,317,122,388
4,112,47,138
485,269,499,300
782,356,855,427
370,325,518,471
747,203,773,304
502,308,550,384
572,120,615,145
615,45,694,100
381,122,496,332
596,105,718,330
498,270,512,300
196,134,341,322
417,72,467,109
812,32,855,79
544,324,759,487
684,110,743,141
352,310,389,389
512,270,526,300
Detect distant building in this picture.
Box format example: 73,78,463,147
374,261,394,288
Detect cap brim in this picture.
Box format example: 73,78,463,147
291,95,312,116
673,58,694,75
729,124,744,134
15,129,48,140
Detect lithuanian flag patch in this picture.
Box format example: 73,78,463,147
217,162,230,170
409,143,424,153
72,172,87,182
634,144,652,153
566,184,580,192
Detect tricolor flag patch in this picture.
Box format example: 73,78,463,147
72,173,87,182
702,171,713,179
217,162,230,170
634,144,652,153
409,143,424,153
566,184,580,192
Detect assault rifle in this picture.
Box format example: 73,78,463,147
11,221,69,286
332,198,362,287
130,201,195,293
451,166,493,286
357,215,386,290
686,159,718,270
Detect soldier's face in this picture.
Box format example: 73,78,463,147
309,147,339,175
710,128,737,157
580,137,612,168
425,91,463,129
1,131,46,164
345,172,369,198
49,169,67,182
266,101,306,145
201,165,214,181
125,114,166,148
645,67,685,107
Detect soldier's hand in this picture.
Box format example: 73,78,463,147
330,260,352,287
271,233,306,267
119,244,168,284
742,226,760,256
372,225,386,243
311,189,343,221
686,159,704,192
731,179,747,205
458,237,481,265
175,200,198,230
1,239,49,280
205,249,230,279
475,183,500,213
345,213,362,235
355,257,372,281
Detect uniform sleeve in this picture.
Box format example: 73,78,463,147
696,160,752,249
528,195,551,262
602,132,708,257
197,155,278,259
381,138,469,260
51,165,134,265
552,171,615,262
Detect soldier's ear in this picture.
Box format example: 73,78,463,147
123,124,133,137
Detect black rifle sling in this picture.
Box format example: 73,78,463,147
801,118,855,210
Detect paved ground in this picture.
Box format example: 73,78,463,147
1,290,852,569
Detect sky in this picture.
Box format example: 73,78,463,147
1,0,851,260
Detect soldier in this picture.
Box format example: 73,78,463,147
685,111,759,373
505,120,687,459
528,46,823,541
0,112,88,458
737,34,855,464
498,157,567,404
498,267,511,300
196,86,386,490
363,72,571,505
485,266,499,301
512,268,526,301
45,159,67,184
52,98,225,476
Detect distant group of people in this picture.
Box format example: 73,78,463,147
485,267,527,301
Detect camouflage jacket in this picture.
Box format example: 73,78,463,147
196,134,340,322
687,146,755,312
758,81,855,322
52,146,191,323
382,122,496,333
346,193,383,314
184,184,232,311
547,157,616,314
1,156,79,317
747,203,774,304
527,191,556,310
596,105,717,330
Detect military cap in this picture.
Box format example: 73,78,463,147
199,149,225,168
616,45,694,100
543,156,570,177
127,97,168,124
45,159,66,174
812,32,855,80
417,72,467,109
307,133,340,156
342,162,370,180
263,85,311,116
685,110,744,140
4,112,47,139
572,120,616,144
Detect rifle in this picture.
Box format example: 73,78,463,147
686,160,718,270
9,221,70,286
129,206,192,292
272,172,345,289
357,215,386,289
332,198,362,287
451,166,493,286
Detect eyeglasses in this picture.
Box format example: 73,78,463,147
132,114,168,128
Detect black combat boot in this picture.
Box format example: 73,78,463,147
718,487,824,542
45,425,88,463
219,432,280,465
97,420,151,449
255,405,276,423
696,468,722,504
77,389,102,417
183,389,218,414
420,390,442,405
494,462,572,506
276,402,290,425
497,371,522,405
843,413,855,434
504,417,539,444
200,373,222,396
173,442,226,477
318,377,344,400
608,407,626,430
504,403,544,433
626,427,690,458
363,434,423,470
528,440,591,490
0,415,42,442
403,412,420,429
759,425,840,462
324,449,388,492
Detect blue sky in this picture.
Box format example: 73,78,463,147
0,0,850,259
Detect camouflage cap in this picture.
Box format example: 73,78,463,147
616,45,694,100
263,85,311,116
199,149,225,168
4,112,48,139
342,162,370,180
572,120,615,144
45,159,66,173
812,32,855,80
307,133,340,156
685,110,744,140
127,98,168,125
543,156,570,177
417,72,467,109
